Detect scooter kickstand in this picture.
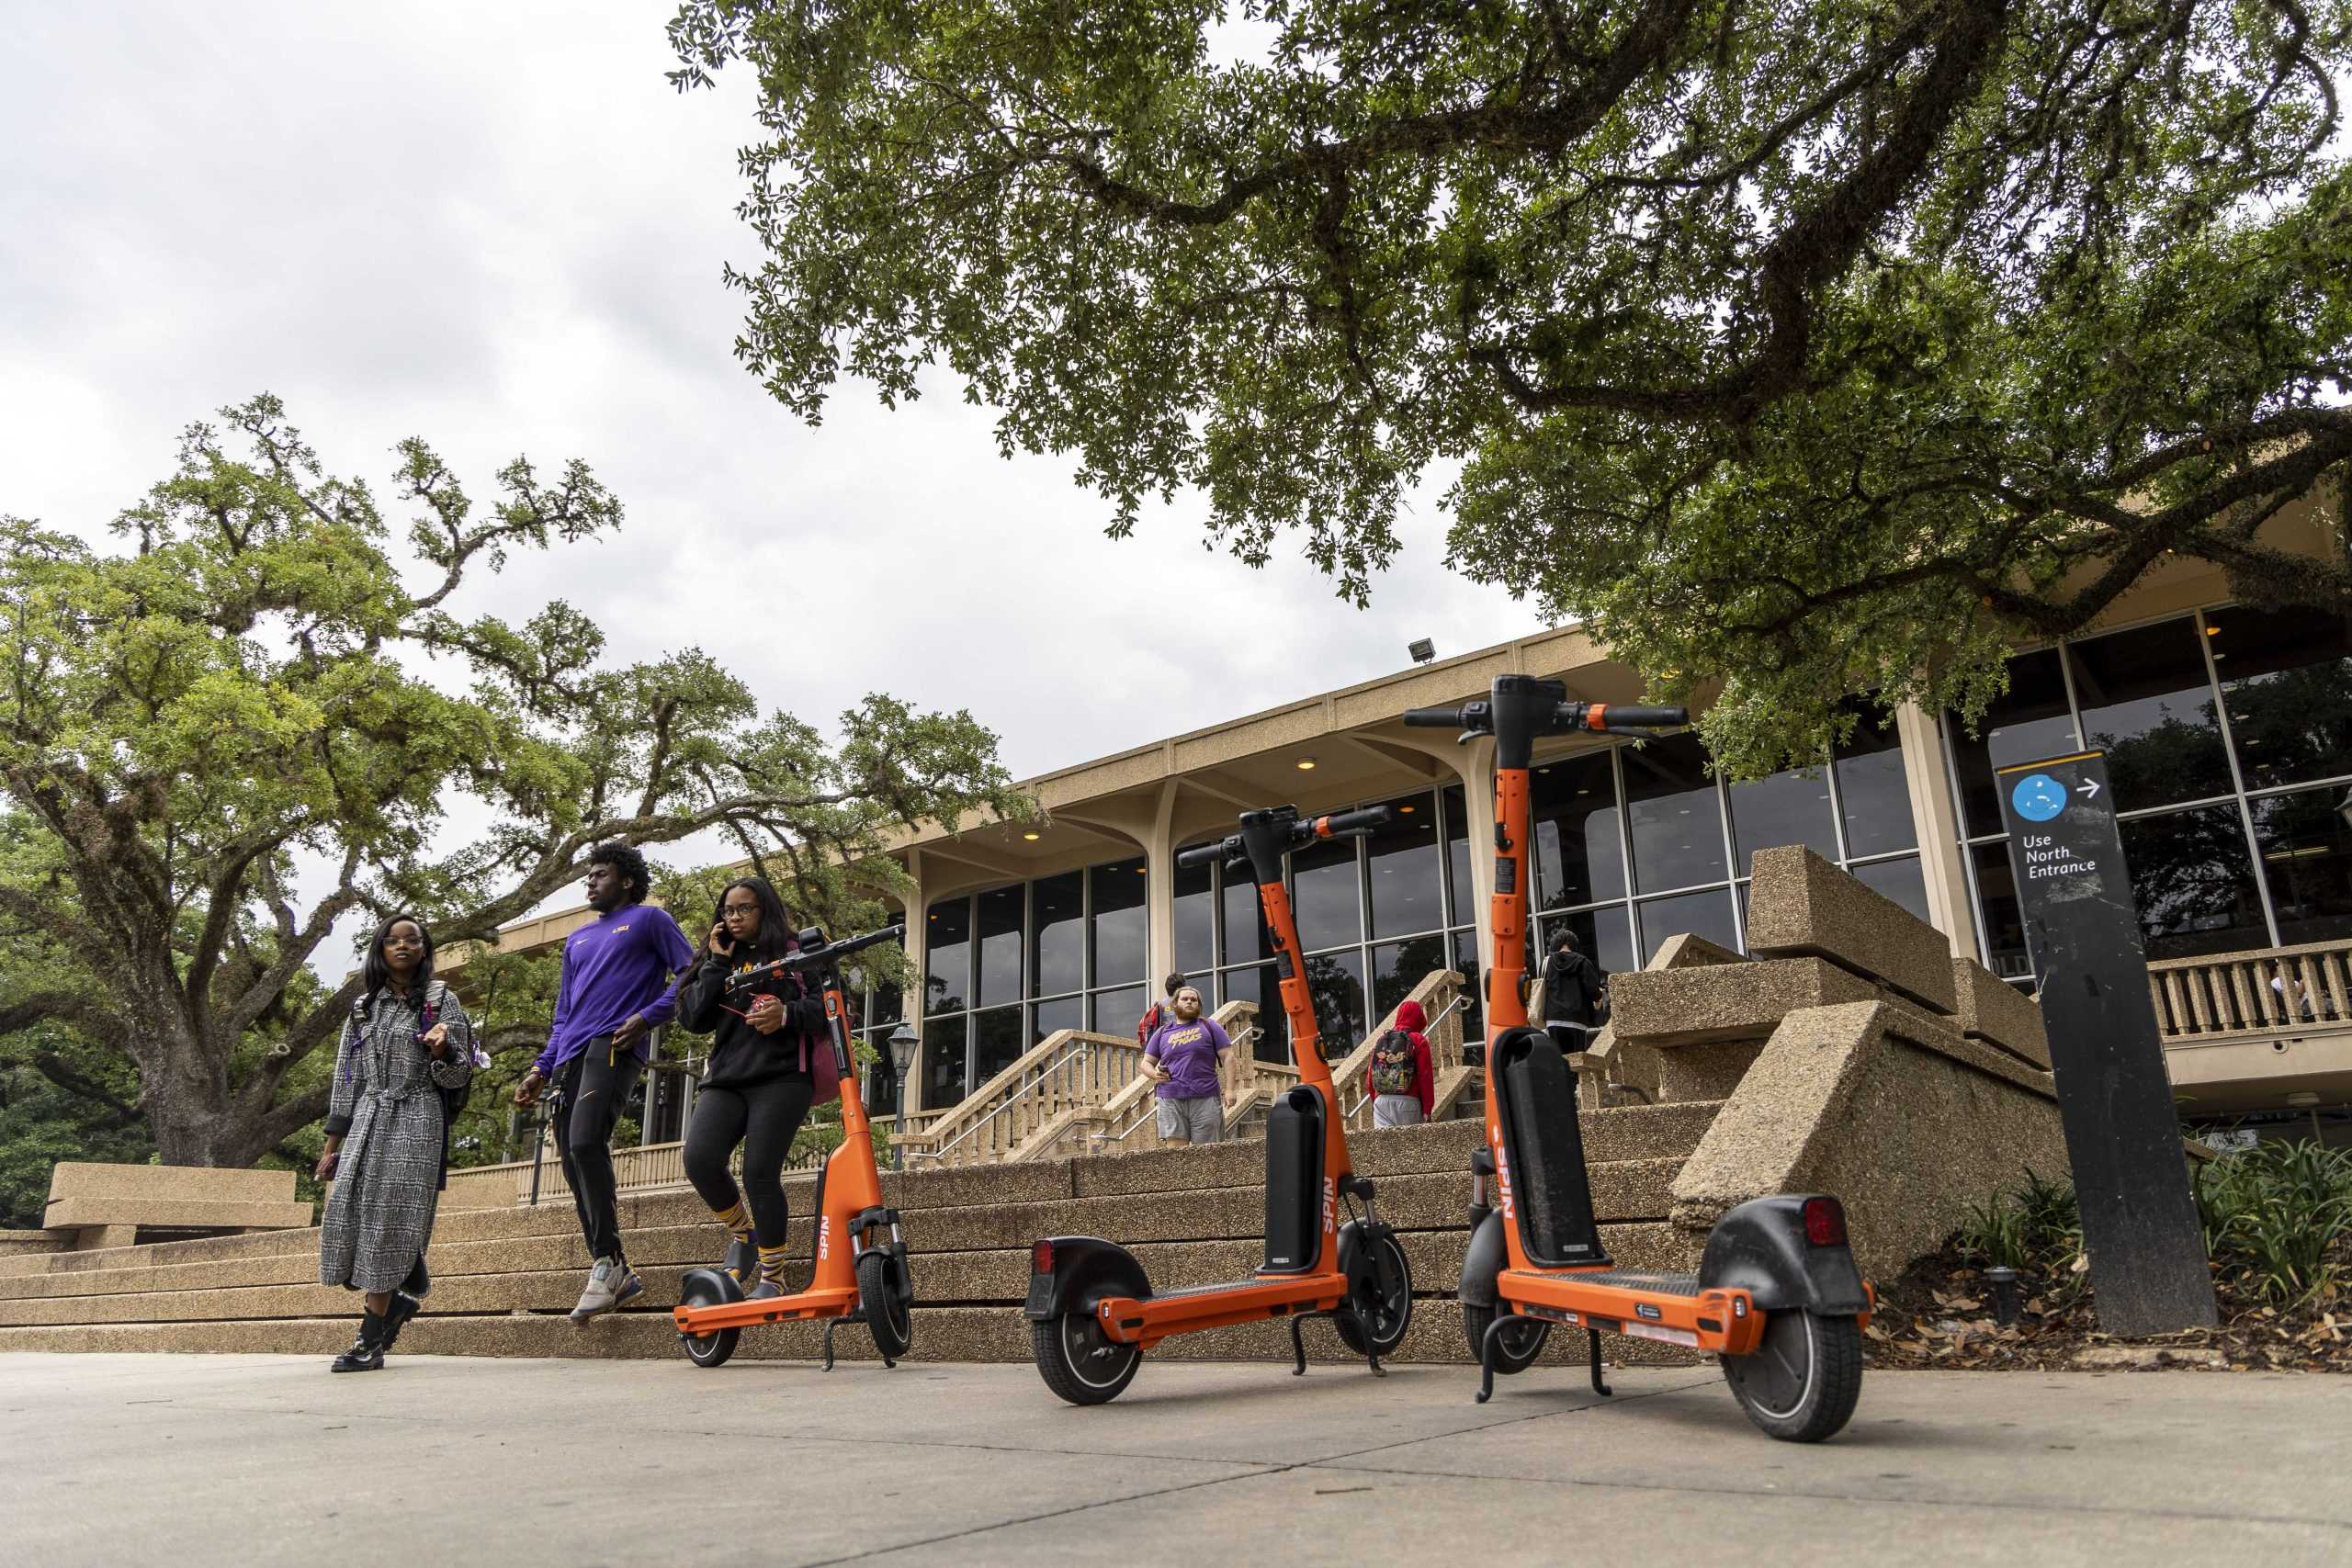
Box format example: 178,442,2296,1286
1289,1314,1309,1377
820,1317,839,1373
1587,1328,1612,1398
1476,1316,1506,1404
1366,1348,1386,1379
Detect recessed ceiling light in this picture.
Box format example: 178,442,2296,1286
2205,625,2221,636
1023,831,1041,840
1398,804,1415,813
1296,757,1317,771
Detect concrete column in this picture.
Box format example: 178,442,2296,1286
1895,698,1983,962
1456,737,1501,967
1143,781,1180,991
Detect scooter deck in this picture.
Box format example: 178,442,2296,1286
1498,1267,1764,1355
1096,1272,1350,1346
673,1283,859,1333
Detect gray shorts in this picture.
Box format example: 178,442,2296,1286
1156,1094,1225,1144
1372,1094,1425,1128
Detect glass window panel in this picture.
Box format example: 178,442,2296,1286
923,897,970,1016
1185,970,1216,1007
853,970,902,1028
2117,804,2268,961
1172,852,1216,974
1852,856,1929,923
1222,964,1292,1064
1726,762,1838,874
1220,864,1269,966
1949,649,2078,838
1636,887,1740,964
1540,905,1635,977
1365,792,1445,938
1970,840,2032,981
1833,705,1916,858
1450,930,1486,1053
976,885,1023,1007
1089,858,1148,987
2252,788,2352,945
1530,750,1626,908
1622,734,1728,892
922,1013,967,1109
2067,618,2232,812
1089,985,1147,1038
1371,933,1453,1024
1291,833,1363,953
972,1006,1023,1088
1443,784,1474,926
1029,871,1084,997
1031,994,1082,1044
2211,603,2352,791
1303,947,1367,1058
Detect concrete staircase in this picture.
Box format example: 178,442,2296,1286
0,1100,1720,1369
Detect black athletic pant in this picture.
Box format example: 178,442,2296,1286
553,1039,642,1263
682,1077,815,1248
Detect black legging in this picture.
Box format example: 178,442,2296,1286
682,1076,815,1247
552,1041,642,1263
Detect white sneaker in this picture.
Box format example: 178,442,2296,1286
567,1256,642,1323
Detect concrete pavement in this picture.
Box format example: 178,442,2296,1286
1,1353,2345,1566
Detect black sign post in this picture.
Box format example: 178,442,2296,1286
1996,750,2216,1334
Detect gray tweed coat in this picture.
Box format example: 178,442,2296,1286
318,982,473,1293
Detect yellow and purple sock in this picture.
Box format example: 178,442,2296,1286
757,1242,790,1287
711,1199,753,1249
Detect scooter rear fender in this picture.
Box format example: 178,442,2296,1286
1455,1208,1509,1310
1023,1235,1152,1322
1697,1196,1870,1314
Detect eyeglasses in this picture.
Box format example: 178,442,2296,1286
720,905,761,919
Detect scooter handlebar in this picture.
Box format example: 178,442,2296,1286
1177,838,1238,869
1311,805,1392,838
1582,704,1688,731
723,923,905,993
1402,704,1474,729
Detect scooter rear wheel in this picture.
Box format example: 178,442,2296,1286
676,1270,741,1370
1462,1303,1550,1372
1333,1232,1414,1358
858,1249,913,1360
1721,1309,1862,1442
1031,1311,1141,1405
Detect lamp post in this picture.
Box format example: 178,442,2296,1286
888,1023,919,1171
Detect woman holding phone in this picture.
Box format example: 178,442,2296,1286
676,876,830,1297
316,913,475,1372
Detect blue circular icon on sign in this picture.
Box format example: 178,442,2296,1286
2011,773,2068,822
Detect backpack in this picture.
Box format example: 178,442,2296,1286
1136,1001,1168,1049
1370,1027,1417,1097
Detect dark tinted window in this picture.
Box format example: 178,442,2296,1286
972,1006,1023,1088
1221,864,1269,965
2117,805,2267,960
1544,904,1635,976
1635,886,1739,963
1949,649,2077,837
2211,604,2352,791
1726,762,1838,874
1030,871,1084,996
1172,853,1216,974
1090,985,1147,1038
1623,734,1728,893
1371,932,1453,1023
976,886,1023,1007
1291,833,1363,953
1852,856,1929,923
1443,784,1474,925
1365,793,1444,937
2067,618,2230,811
1224,964,1292,1063
1305,947,1367,1059
1971,840,2031,980
1834,705,1916,857
1530,750,1625,908
1089,858,1148,986
922,1013,967,1107
2251,789,2352,945
1031,994,1082,1044
923,897,969,1015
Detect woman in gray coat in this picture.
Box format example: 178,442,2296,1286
315,913,474,1372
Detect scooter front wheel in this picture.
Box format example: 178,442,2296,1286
858,1249,913,1360
1721,1309,1862,1442
1462,1303,1549,1372
1031,1311,1141,1405
1334,1232,1414,1358
676,1269,741,1370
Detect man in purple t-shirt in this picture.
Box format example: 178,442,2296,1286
1141,985,1236,1145
514,842,695,1320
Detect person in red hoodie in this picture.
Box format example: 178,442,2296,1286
1368,998,1436,1127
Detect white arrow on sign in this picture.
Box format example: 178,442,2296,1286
2079,778,2102,798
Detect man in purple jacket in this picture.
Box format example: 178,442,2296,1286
514,842,696,1321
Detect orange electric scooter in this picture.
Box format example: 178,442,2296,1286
1405,677,1871,1441
672,923,915,1371
1023,805,1414,1404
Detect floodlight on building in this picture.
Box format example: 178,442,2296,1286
2285,1090,2322,1109
1408,638,1436,665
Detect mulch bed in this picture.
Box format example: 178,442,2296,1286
1860,1241,2350,1373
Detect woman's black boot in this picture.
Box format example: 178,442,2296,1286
719,1236,758,1290
331,1310,388,1373
379,1292,424,1351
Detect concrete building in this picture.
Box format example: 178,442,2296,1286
491,500,2352,1144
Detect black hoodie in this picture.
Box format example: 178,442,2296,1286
675,938,829,1090
1541,947,1607,1027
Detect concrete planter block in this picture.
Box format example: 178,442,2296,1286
1951,956,2052,1069
1744,845,1959,1013
1610,957,1881,1049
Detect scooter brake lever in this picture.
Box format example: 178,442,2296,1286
1455,729,1477,747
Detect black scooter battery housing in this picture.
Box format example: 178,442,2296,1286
1261,1086,1325,1272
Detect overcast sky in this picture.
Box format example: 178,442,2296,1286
3,2,1539,800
